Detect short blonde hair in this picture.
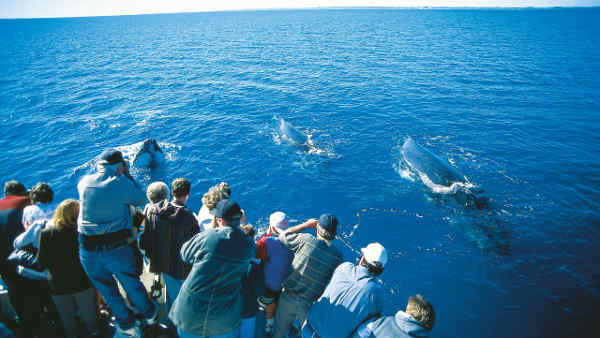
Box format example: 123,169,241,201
406,294,435,331
202,182,231,210
53,199,79,229
147,181,169,203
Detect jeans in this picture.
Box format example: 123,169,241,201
162,273,184,327
273,291,311,338
240,316,256,338
79,244,154,329
177,327,240,338
51,287,99,337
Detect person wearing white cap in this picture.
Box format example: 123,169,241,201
255,211,295,336
302,242,388,338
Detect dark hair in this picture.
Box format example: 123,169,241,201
360,259,384,276
171,178,191,198
4,180,27,196
29,182,53,204
317,226,335,241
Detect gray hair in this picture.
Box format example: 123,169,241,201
146,181,169,203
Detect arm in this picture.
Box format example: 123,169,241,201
13,220,44,249
120,174,147,207
278,218,318,252
180,232,207,265
183,212,200,243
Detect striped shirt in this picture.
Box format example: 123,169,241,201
279,232,343,304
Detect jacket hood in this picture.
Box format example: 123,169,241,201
156,199,185,218
395,311,430,337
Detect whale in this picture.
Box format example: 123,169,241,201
132,138,163,168
400,137,488,210
279,118,309,148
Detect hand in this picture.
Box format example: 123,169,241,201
240,209,247,225
304,218,318,229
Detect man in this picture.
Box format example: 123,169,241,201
77,149,158,337
140,178,199,327
256,211,294,336
170,199,255,338
353,294,435,338
0,181,30,332
302,242,387,338
273,213,343,338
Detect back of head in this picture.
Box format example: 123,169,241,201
171,178,191,199
213,199,242,226
53,199,80,229
406,294,435,331
147,181,169,203
360,242,388,276
4,180,27,196
202,181,231,210
29,182,53,204
317,213,338,241
240,224,255,238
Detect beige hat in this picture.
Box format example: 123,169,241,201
269,211,288,232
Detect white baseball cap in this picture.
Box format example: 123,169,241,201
269,211,288,232
361,242,388,268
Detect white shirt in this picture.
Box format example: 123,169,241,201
22,203,53,229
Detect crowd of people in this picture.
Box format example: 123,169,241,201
0,148,436,338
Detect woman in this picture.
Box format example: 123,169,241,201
38,199,100,337
196,182,231,230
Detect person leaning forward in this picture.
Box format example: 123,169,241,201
77,149,158,337
169,199,256,338
273,214,343,338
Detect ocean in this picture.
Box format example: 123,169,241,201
1,8,599,337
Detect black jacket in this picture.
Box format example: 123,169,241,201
140,200,199,279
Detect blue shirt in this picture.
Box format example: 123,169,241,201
307,262,384,338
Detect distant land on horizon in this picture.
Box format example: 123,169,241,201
1,5,599,20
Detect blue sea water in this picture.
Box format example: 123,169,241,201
1,8,599,337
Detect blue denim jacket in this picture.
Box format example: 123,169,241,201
307,262,384,337
77,162,146,235
169,225,256,336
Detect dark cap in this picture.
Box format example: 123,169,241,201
99,149,125,165
318,213,338,239
213,199,242,221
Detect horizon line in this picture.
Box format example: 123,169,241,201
1,5,599,20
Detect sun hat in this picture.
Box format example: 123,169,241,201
361,242,388,268
99,149,125,165
269,211,288,232
317,213,338,239
213,199,242,221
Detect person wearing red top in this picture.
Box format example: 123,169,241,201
256,211,294,336
0,180,31,334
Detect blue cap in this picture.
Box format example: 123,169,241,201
99,149,125,165
318,213,338,239
213,199,242,221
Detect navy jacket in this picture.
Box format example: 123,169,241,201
140,199,199,279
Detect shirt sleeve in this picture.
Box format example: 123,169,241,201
120,177,147,207
279,232,308,253
180,231,208,264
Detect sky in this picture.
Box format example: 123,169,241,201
0,0,599,18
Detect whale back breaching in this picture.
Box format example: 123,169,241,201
279,118,309,148
132,138,163,168
400,137,488,210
